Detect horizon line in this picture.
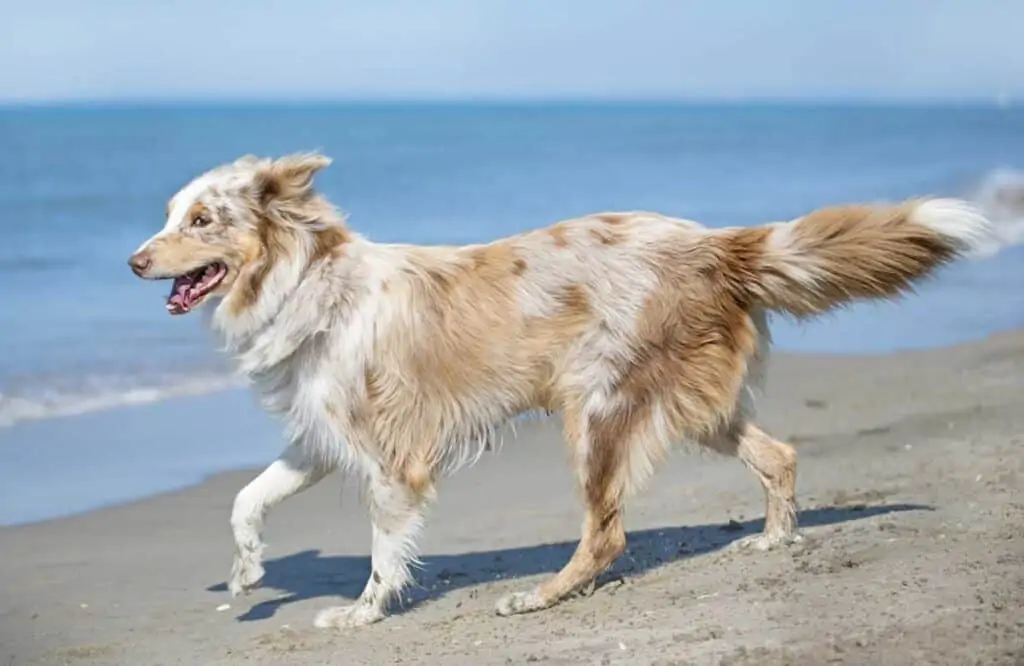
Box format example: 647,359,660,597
0,93,1017,111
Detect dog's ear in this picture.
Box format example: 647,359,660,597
255,152,332,205
233,154,263,168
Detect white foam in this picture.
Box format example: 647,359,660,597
0,373,248,429
964,167,1024,258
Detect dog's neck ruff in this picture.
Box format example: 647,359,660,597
210,231,360,375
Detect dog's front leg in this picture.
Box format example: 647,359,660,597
314,469,430,629
229,442,332,596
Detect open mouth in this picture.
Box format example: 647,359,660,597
166,263,228,315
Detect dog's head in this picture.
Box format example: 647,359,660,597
128,152,339,316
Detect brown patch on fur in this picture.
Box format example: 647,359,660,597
228,215,294,316
711,226,774,308
468,248,488,271
358,365,435,495
621,232,762,443
343,366,378,436
465,243,529,279
548,224,570,248
310,226,349,266
425,267,457,297
580,406,646,540
257,152,331,204
597,213,629,226
398,459,434,497
555,284,589,316
588,226,621,246
363,365,385,410
534,285,593,413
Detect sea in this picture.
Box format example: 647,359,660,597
1,102,1024,524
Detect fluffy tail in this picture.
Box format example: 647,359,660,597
724,198,991,318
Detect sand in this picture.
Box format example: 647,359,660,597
2,331,1023,665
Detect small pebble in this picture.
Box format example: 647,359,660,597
216,604,231,612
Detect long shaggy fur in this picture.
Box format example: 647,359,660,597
128,153,991,628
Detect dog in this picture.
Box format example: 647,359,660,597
128,152,989,628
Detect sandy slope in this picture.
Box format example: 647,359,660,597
2,332,1023,665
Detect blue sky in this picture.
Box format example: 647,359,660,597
0,0,1019,103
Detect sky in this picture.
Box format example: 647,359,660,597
0,0,1020,103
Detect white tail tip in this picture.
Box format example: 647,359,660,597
911,198,993,256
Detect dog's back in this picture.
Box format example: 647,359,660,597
360,200,986,474
357,210,752,473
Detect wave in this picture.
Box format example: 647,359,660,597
0,372,248,429
963,167,1024,258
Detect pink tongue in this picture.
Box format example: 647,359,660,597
168,276,193,309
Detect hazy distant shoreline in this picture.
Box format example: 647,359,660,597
2,98,1019,111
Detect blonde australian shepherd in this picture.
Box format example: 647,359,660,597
128,152,989,628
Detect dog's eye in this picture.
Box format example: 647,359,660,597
192,215,212,228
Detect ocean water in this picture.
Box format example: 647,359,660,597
2,102,1024,431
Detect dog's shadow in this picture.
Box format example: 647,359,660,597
207,503,929,622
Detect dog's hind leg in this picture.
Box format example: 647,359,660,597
314,467,431,629
706,421,801,550
495,399,663,616
229,442,334,596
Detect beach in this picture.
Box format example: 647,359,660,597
2,330,1022,665
2,102,1024,666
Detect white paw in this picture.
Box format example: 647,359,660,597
495,589,547,617
228,553,265,597
730,531,804,552
313,603,384,629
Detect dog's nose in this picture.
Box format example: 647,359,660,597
128,252,152,276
